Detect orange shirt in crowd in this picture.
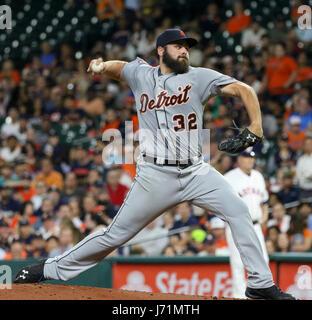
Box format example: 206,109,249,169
31,170,64,190
0,70,20,84
16,186,36,202
296,66,312,82
97,0,123,20
101,119,121,133
4,250,27,260
226,14,251,34
287,131,306,151
266,56,297,95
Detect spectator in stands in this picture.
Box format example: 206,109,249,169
226,1,251,35
161,211,175,230
288,213,312,252
199,2,221,38
27,233,48,258
268,202,291,233
59,172,82,204
83,210,105,236
46,235,59,255
128,220,168,256
209,217,229,255
295,52,312,85
265,238,276,254
0,59,20,85
31,158,64,191
40,41,56,69
296,137,312,199
298,203,312,232
70,145,93,182
0,219,10,259
274,134,297,169
31,181,48,211
288,96,312,131
260,42,297,101
266,224,280,250
0,135,21,163
105,167,129,207
20,202,36,225
1,108,21,139
162,245,176,256
0,185,22,220
38,212,59,240
287,116,306,151
18,219,34,245
276,232,290,253
241,20,267,49
97,0,124,21
277,171,300,205
4,239,27,260
82,194,97,217
49,227,74,258
268,16,287,44
172,202,198,230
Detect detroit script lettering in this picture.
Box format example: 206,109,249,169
140,85,192,113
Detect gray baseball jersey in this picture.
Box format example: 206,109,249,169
43,58,274,292
121,57,236,162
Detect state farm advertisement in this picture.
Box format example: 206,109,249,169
113,264,233,297
113,263,277,298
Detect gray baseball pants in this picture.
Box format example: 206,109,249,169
44,160,274,289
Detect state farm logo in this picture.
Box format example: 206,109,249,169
117,267,233,297
286,265,312,300
120,271,152,292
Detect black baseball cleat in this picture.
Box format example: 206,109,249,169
14,259,47,284
245,285,296,300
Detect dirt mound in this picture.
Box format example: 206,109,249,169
0,284,233,300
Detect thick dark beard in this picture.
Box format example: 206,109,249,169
163,47,189,74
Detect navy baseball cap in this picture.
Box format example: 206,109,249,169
156,29,198,49
240,147,256,157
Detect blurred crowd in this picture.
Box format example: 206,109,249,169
0,0,312,260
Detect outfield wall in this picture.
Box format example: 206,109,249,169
2,254,312,299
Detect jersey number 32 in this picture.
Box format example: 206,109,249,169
172,113,198,132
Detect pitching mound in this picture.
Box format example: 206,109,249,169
0,284,233,300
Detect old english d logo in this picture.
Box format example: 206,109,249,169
180,30,185,36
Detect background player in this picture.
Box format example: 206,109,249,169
224,148,269,298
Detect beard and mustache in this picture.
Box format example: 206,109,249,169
162,46,190,74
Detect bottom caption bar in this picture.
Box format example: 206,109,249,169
112,303,200,318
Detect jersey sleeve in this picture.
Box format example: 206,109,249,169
195,67,237,103
121,57,150,92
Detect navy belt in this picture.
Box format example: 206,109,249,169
143,155,193,169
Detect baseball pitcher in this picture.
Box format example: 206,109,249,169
14,29,294,299
224,148,269,298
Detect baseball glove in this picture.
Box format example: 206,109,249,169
218,127,263,154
